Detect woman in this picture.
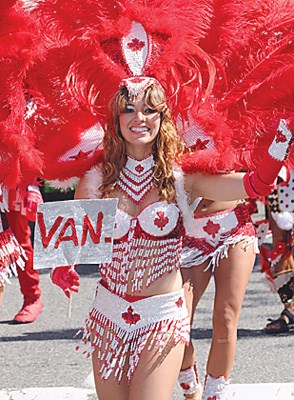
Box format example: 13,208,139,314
51,80,291,400
178,198,257,400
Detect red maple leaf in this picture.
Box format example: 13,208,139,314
203,220,220,238
122,306,141,325
276,130,287,143
135,164,144,173
180,383,190,390
69,150,92,160
154,211,169,230
176,297,183,308
193,138,210,150
127,38,145,52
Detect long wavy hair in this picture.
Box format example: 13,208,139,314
101,83,184,202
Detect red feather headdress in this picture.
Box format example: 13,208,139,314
20,0,219,186
31,0,216,118
2,0,294,189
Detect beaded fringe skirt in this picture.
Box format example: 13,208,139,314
75,281,190,383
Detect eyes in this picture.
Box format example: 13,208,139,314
123,104,158,115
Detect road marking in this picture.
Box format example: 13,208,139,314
0,387,95,400
0,383,293,400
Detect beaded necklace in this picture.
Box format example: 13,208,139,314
117,154,154,205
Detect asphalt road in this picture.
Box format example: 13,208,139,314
1,259,293,398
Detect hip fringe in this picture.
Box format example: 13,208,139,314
75,284,190,383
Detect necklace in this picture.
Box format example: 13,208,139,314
117,154,155,205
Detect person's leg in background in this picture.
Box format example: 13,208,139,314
7,210,43,323
263,210,294,334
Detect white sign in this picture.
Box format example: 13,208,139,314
33,199,117,269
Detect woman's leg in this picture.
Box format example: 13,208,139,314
129,336,186,400
181,263,212,369
179,264,212,398
92,347,129,400
206,242,255,379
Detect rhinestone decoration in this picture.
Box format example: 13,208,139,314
117,154,155,204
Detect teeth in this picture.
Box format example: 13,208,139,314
131,127,148,132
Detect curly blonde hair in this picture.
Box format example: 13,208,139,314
101,83,184,202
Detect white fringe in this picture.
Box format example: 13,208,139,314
181,235,258,273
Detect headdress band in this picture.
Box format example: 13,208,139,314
120,77,164,100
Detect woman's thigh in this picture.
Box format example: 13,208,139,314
181,262,212,316
213,241,256,319
92,347,129,400
129,336,186,400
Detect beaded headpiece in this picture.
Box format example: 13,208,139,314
32,0,215,119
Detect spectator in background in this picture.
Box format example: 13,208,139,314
260,171,294,334
7,185,44,324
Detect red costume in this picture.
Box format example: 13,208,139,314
1,1,294,398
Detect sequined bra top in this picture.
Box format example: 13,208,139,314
114,201,184,241
82,165,185,296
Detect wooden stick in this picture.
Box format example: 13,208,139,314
68,293,73,319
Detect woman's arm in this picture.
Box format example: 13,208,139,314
190,171,247,202
189,118,294,203
74,176,89,200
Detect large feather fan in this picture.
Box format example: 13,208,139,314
0,1,45,188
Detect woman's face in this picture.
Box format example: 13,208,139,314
119,96,161,156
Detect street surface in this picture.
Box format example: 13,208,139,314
1,198,294,400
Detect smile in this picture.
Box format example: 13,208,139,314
130,127,149,132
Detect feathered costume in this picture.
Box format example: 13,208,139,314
0,0,292,189
2,0,293,388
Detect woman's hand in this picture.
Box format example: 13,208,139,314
50,266,80,298
244,118,293,198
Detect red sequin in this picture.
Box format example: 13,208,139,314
122,306,141,325
276,130,287,143
69,150,92,160
127,38,145,52
154,211,169,230
193,138,210,150
135,164,144,173
180,383,191,390
176,297,183,308
203,220,220,238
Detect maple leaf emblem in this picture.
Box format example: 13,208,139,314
69,150,92,160
180,383,190,390
193,138,210,150
276,130,287,143
203,220,220,238
127,37,145,52
122,306,141,325
135,164,144,173
154,211,169,230
176,297,183,308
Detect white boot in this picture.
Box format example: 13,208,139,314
178,363,203,399
202,374,229,400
